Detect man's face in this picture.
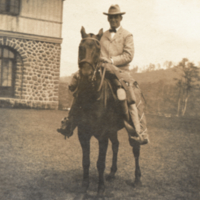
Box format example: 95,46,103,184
108,15,122,29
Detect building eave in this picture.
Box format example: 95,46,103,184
0,30,63,44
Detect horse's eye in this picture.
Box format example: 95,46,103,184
79,45,85,51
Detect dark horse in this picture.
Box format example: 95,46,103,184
65,27,141,196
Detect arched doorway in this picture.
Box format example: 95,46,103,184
0,46,16,97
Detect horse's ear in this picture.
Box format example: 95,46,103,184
96,28,103,40
81,26,87,38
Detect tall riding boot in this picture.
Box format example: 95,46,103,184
116,88,130,122
129,103,141,134
127,103,149,145
68,71,80,92
57,71,81,138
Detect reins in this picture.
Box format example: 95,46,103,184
97,63,106,92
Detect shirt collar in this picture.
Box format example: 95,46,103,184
109,26,121,33
116,26,121,32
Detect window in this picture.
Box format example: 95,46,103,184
0,47,16,97
0,0,20,15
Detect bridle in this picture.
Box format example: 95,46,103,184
78,37,104,88
81,37,101,46
78,37,101,70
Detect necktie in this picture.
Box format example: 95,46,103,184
109,29,116,33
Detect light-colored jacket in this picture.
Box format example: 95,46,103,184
100,27,134,71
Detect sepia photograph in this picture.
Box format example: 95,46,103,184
0,0,200,199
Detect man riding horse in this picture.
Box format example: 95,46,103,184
60,4,148,145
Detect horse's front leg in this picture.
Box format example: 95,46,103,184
78,129,91,192
106,132,119,181
132,140,142,186
97,137,108,195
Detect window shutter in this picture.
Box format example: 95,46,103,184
0,0,6,12
0,0,20,15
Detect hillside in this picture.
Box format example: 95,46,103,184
59,68,200,117
60,68,180,84
131,68,179,85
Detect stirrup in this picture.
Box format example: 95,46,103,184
130,130,149,145
124,121,149,145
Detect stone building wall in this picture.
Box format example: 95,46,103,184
0,37,61,109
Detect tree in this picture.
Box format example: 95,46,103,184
163,60,174,69
156,63,161,70
174,58,200,117
148,63,155,71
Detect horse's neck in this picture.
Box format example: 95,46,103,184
77,70,117,109
96,76,117,108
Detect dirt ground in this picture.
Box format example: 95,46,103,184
0,109,199,200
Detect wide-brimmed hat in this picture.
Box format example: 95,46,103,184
103,4,126,15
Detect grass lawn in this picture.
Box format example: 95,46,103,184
0,109,199,200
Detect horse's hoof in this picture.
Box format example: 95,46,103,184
81,179,89,193
126,179,142,188
97,184,105,196
73,193,87,200
105,172,116,182
133,179,142,187
95,195,105,200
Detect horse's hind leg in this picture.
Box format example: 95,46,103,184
132,140,142,186
106,132,119,181
97,138,108,195
78,130,91,192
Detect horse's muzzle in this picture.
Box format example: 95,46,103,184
79,60,94,78
79,59,94,69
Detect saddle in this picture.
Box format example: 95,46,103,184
102,63,138,105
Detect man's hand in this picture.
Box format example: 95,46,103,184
99,57,112,64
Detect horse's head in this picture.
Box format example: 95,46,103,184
78,26,103,79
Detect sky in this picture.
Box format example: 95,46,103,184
60,0,200,76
